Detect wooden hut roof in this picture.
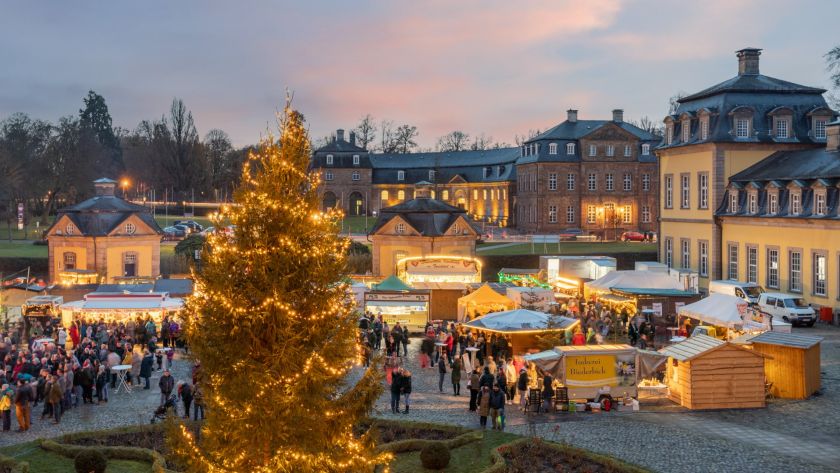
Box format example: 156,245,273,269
748,331,823,349
659,335,725,361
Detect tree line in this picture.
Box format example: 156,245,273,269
0,91,250,224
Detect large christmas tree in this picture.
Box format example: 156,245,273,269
169,105,388,472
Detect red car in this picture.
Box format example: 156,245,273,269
621,231,647,242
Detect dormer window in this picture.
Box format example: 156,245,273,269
735,118,750,139
483,167,491,179
326,154,334,165
566,143,575,155
815,119,827,140
548,143,558,155
497,165,504,176
682,119,691,142
641,144,650,155
768,192,778,214
700,116,709,140
748,192,757,214
775,119,789,139
815,192,827,216
790,192,802,215
729,191,738,213
429,170,435,181
353,154,360,165
397,170,405,181
124,223,136,234
665,123,674,145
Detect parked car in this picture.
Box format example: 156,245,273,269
163,226,186,240
174,220,203,233
709,280,764,304
620,231,646,242
199,226,216,236
756,292,816,327
559,228,585,241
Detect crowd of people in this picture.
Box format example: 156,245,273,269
0,314,203,434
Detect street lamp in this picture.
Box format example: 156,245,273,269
120,178,130,199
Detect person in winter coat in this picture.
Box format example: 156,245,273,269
572,328,586,346
139,350,154,390
542,371,554,412
0,385,12,431
158,369,175,406
476,386,491,428
389,368,402,414
451,357,461,396
106,350,121,389
46,376,63,422
14,379,32,431
488,384,506,430
401,370,412,414
495,367,507,399
78,361,95,404
517,368,529,410
479,367,494,390
437,354,447,393
504,360,517,404
130,348,142,386
468,369,480,411
95,365,108,403
178,382,193,419
192,383,205,420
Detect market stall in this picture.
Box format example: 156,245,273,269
412,282,467,321
678,293,790,335
540,256,616,295
463,308,578,356
59,292,184,326
497,268,547,288
506,286,555,311
396,256,481,285
365,276,429,327
456,284,515,322
734,332,822,400
659,334,765,409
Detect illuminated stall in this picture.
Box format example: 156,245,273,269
59,291,183,326
456,284,516,322
463,308,579,356
540,256,616,295
396,256,481,285
364,276,430,327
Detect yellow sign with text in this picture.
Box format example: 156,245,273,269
565,355,618,387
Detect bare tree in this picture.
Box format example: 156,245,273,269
825,46,840,108
470,133,493,150
354,114,377,150
378,119,397,153
630,116,664,137
668,92,686,115
437,130,470,151
393,124,419,153
514,129,541,146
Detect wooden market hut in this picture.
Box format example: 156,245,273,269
659,335,766,410
737,332,823,400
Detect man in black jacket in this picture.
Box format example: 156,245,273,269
488,384,506,430
478,367,494,389
158,369,175,406
389,369,402,414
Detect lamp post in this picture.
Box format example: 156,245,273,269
120,178,130,199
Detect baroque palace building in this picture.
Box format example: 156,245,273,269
657,48,836,294
312,113,660,234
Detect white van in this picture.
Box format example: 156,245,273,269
708,280,764,304
757,293,816,327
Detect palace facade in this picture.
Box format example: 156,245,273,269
312,113,660,235
657,48,836,296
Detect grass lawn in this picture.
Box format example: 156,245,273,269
390,430,519,473
476,241,657,256
338,216,375,234
1,442,151,473
0,242,48,259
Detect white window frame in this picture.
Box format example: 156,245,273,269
548,205,557,223
699,173,709,209
815,192,826,216
326,154,334,165
605,173,614,191
681,239,690,270
548,173,557,191
353,154,360,165
566,143,575,155
814,253,827,296
700,118,709,140
775,119,789,139
728,244,739,280
666,126,673,145
748,192,757,214
623,173,632,192
642,174,650,191
351,171,360,181
747,246,758,283
769,193,778,214
63,252,76,270
815,119,827,139
665,238,673,268
623,205,631,224
664,175,673,208
735,118,750,139
324,171,334,181
606,145,615,157
566,205,575,223
791,192,801,215
588,173,596,191
624,144,631,157
767,248,779,289
397,170,405,181
642,206,651,223
699,241,708,277
567,173,575,191
729,192,738,213
589,144,597,157
587,205,596,224
680,174,690,209
548,143,558,155
641,143,650,155
789,251,802,292
682,120,690,142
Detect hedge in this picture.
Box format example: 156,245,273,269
39,439,173,473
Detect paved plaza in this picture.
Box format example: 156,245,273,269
364,324,840,473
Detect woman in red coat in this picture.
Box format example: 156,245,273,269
69,323,80,347
572,328,586,346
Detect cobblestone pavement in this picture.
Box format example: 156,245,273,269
359,324,840,473
0,351,194,448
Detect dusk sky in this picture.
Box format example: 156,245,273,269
2,0,839,148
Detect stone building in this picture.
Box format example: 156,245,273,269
515,109,660,235
46,178,163,284
657,48,835,289
368,185,479,277
312,113,660,233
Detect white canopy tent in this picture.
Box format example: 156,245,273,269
585,270,685,296
59,292,184,326
677,293,746,329
464,308,578,333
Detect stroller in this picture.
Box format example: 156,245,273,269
151,394,178,423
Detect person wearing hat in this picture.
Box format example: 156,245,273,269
158,369,175,407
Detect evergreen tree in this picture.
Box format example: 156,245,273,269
168,105,388,472
79,90,123,173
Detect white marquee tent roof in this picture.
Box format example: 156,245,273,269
586,270,684,293
464,309,578,333
677,293,747,328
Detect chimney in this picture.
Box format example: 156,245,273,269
349,131,356,146
415,182,432,199
93,178,117,197
736,48,762,75
567,109,578,123
612,109,624,123
336,129,345,142
827,119,840,152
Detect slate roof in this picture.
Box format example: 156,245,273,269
680,74,826,103
314,139,367,154
517,120,661,165
730,148,840,181
50,194,162,236
370,148,519,184
369,197,477,237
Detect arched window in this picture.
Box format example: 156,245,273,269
380,190,389,201
397,190,405,201
442,190,449,200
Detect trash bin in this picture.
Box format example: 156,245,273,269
819,306,833,323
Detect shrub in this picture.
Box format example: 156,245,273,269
74,449,107,473
419,441,450,470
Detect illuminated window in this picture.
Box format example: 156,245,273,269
473,189,478,200
442,190,449,200
63,252,76,270
623,205,631,223
381,190,389,201
587,205,596,224
397,190,405,200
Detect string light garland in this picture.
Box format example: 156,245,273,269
166,104,390,472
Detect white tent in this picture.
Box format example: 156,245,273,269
464,308,578,333
677,293,746,328
505,286,554,311
585,270,684,296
